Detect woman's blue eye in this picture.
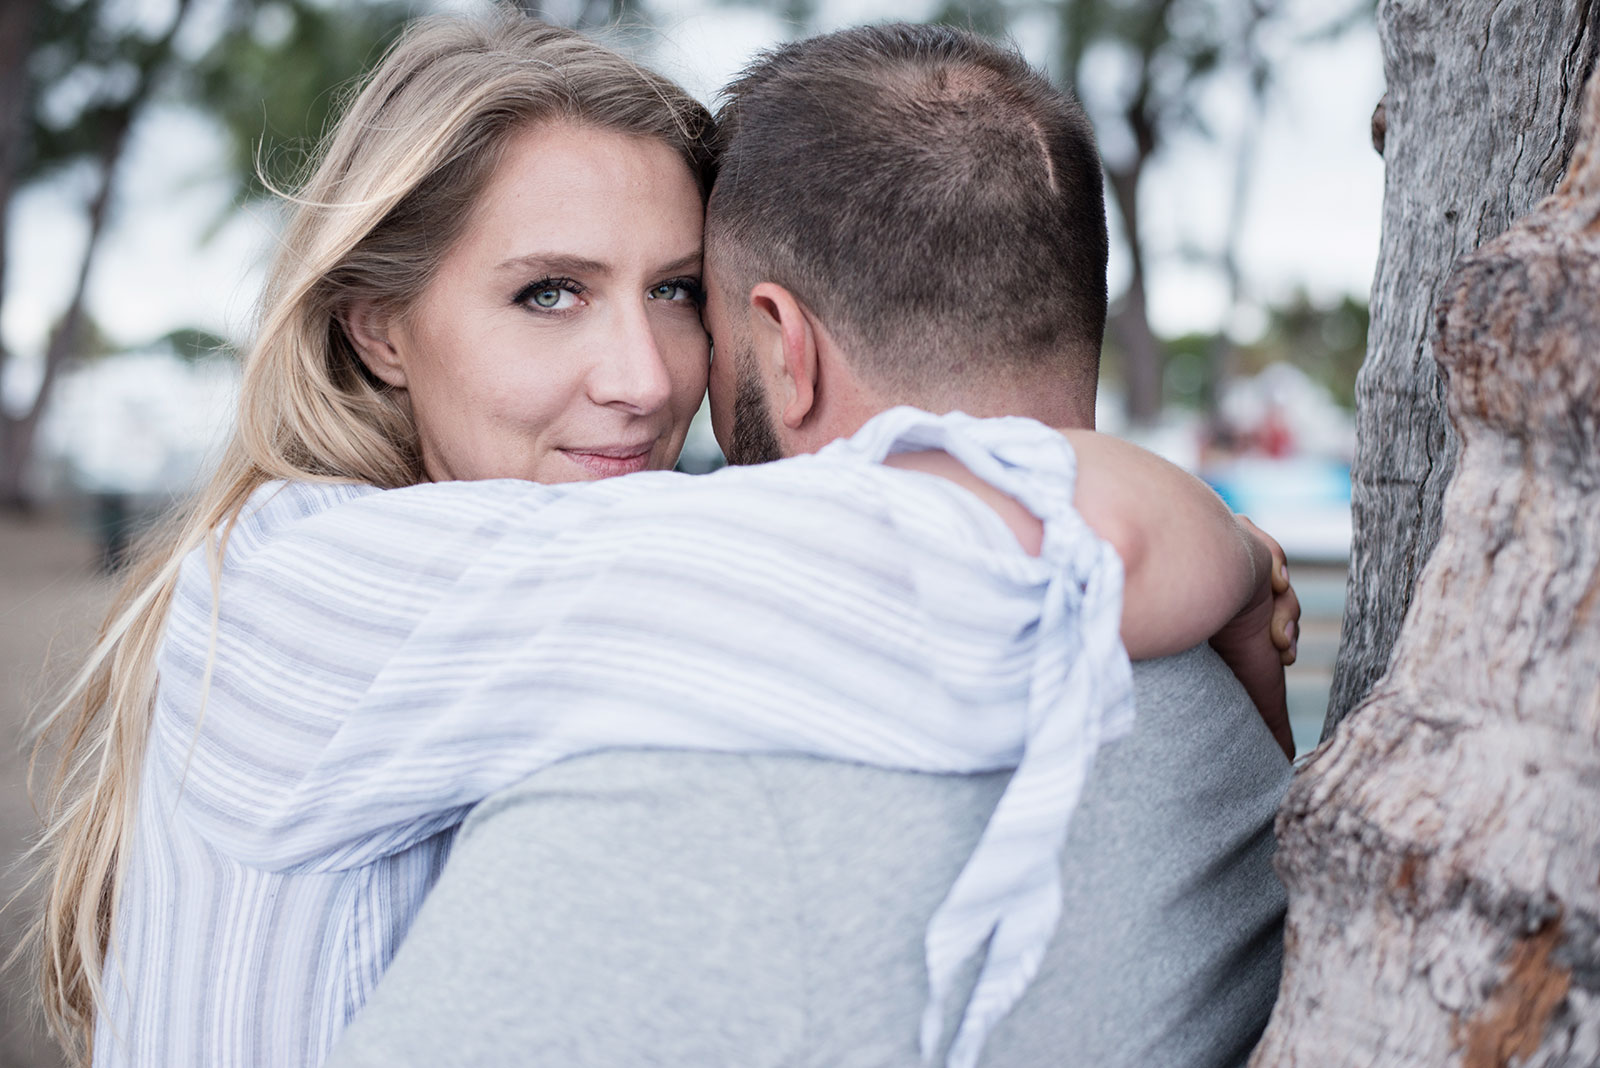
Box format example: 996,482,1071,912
648,280,700,303
515,280,580,311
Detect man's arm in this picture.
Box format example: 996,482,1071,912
325,757,805,1068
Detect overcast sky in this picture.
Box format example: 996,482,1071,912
1,0,1385,374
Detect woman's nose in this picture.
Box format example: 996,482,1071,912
588,304,674,414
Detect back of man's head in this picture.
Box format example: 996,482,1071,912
708,22,1109,404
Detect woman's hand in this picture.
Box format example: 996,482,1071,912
1208,517,1299,760
1237,515,1301,667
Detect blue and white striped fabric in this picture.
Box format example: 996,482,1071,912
98,407,1134,1068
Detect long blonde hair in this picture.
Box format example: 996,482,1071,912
29,12,714,1062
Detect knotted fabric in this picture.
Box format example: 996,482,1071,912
826,409,1134,1066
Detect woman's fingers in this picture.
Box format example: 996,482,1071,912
1274,587,1301,666
1236,514,1300,664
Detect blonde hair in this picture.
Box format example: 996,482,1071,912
28,12,714,1062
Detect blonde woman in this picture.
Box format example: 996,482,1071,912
35,15,715,1065
33,12,1294,1068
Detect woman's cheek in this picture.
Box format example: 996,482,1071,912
664,323,712,399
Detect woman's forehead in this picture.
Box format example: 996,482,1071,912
462,122,705,277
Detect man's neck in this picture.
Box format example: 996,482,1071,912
909,384,1096,431
784,340,1098,456
860,372,1098,434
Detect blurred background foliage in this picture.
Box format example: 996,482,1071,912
1160,291,1366,411
0,0,1375,512
190,0,414,207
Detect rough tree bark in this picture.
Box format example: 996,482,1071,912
1325,0,1600,734
1250,56,1600,1068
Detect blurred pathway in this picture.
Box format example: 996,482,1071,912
1285,563,1347,758
0,514,110,1068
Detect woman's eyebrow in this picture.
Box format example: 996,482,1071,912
654,251,703,276
496,252,610,276
494,251,702,277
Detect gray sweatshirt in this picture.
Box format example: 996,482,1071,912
327,645,1290,1068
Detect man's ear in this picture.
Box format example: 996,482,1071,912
343,300,408,389
747,282,818,430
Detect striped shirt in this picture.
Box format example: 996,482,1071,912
97,408,1134,1068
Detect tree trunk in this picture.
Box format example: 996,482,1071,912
0,0,196,511
0,116,125,511
1324,0,1600,734
1106,161,1164,426
0,0,44,400
0,418,31,514
1251,54,1600,1068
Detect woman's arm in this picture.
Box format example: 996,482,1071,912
1060,430,1294,757
887,434,1292,661
1061,431,1264,653
167,463,1134,874
883,433,1295,755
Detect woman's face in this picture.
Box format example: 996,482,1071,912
361,122,708,483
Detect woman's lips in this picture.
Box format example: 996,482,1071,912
560,444,655,478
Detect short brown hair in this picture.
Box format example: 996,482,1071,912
708,22,1107,391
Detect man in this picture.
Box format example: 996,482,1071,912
327,23,1292,1068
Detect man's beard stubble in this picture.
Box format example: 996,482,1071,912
724,346,784,466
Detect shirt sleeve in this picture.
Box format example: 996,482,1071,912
152,464,1021,873
148,476,636,870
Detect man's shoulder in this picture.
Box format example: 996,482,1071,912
1121,644,1293,805
338,653,1289,1068
1130,641,1250,707
1016,645,1289,1066
453,684,1290,1066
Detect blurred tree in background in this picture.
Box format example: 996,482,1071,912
1161,291,1367,412
0,0,413,510
512,0,640,26
1240,291,1366,407
1037,0,1276,426
157,325,231,362
0,0,201,509
187,0,413,209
